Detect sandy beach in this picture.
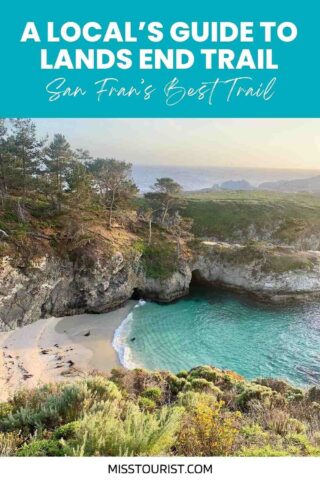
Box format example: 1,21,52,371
0,301,136,402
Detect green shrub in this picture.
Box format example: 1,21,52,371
190,378,222,396
188,366,220,383
256,378,293,394
11,384,61,411
236,384,273,410
176,370,188,379
241,423,268,441
53,421,81,440
17,439,65,457
141,387,162,402
239,445,289,457
287,389,305,402
168,375,189,395
0,403,13,420
238,424,271,454
82,377,121,401
73,402,183,456
138,397,156,412
285,433,309,453
109,368,126,385
177,391,216,411
256,378,304,402
132,240,145,254
284,433,320,455
0,383,91,435
287,418,306,435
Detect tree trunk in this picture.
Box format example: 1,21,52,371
17,200,27,223
148,218,152,245
0,153,7,199
57,157,62,212
109,192,115,228
161,202,169,225
22,148,26,207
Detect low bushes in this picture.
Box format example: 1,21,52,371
0,366,319,457
176,395,241,456
235,383,274,410
74,403,183,456
17,439,65,457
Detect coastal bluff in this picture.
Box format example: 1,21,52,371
1,240,320,331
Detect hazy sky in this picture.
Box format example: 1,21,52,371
33,119,320,170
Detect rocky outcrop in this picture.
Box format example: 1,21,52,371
137,264,192,303
1,241,320,331
192,242,320,301
0,252,139,331
0,247,191,331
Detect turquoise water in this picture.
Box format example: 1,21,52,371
114,288,320,387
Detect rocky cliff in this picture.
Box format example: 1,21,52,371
192,242,320,301
1,240,320,331
0,244,192,331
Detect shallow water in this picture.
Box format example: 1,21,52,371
113,288,320,387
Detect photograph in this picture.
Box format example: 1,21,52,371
0,118,319,457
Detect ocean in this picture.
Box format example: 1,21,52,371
132,164,320,192
113,287,320,387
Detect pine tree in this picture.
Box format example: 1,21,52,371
10,119,46,204
0,119,9,204
145,177,184,226
65,149,93,207
88,158,138,228
44,134,75,211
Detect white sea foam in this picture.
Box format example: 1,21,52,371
112,300,147,369
135,299,146,308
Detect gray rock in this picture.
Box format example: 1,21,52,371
1,241,320,331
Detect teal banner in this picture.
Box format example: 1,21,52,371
0,0,318,117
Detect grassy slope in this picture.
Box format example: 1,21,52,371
2,191,320,277
0,195,182,281
0,195,141,267
3,191,320,252
184,190,320,244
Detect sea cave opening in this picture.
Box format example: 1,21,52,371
190,269,210,289
131,288,142,300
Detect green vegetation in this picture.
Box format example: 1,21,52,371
200,241,317,275
0,366,319,457
140,240,179,279
2,118,320,279
184,190,320,246
262,252,314,274
1,122,319,457
0,119,192,277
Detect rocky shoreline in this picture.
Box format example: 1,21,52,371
1,241,320,331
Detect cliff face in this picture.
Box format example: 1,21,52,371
0,252,139,331
1,241,320,331
0,247,191,331
193,243,320,300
